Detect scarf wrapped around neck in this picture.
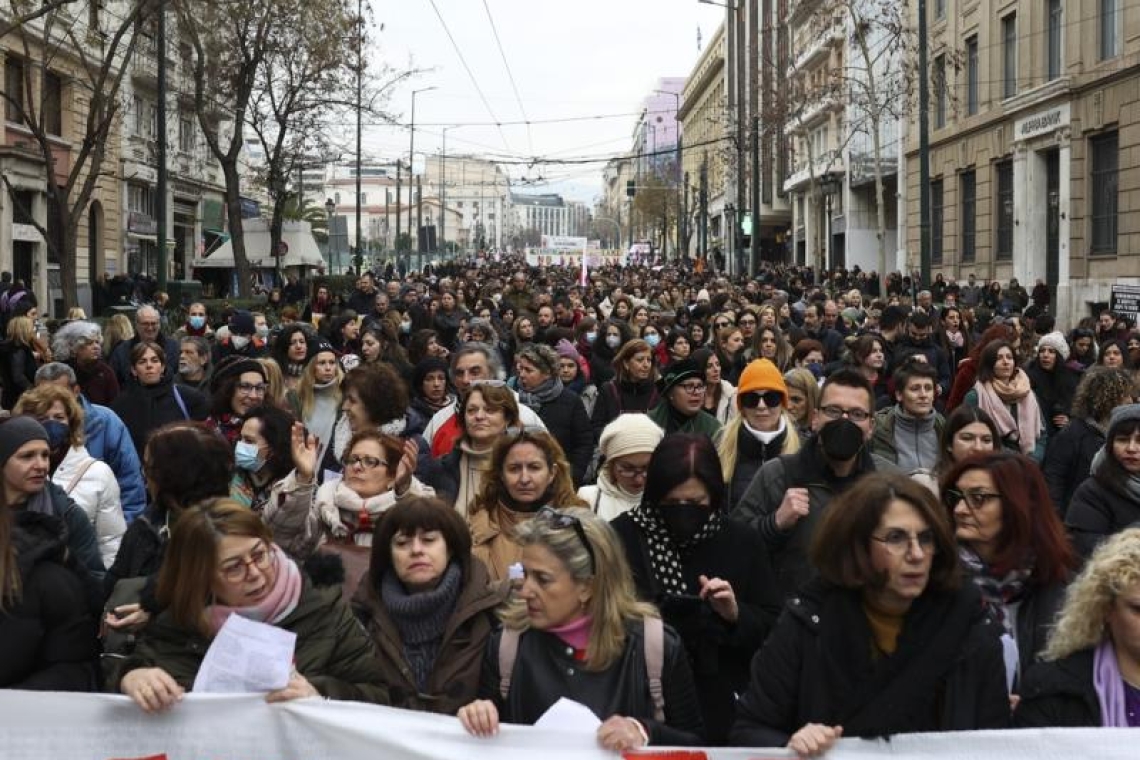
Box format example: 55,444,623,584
627,503,722,596
518,376,564,413
381,561,464,692
1094,638,1132,727
957,545,1033,635
206,545,302,635
974,370,1041,455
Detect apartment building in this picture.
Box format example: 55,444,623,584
905,0,1138,326
679,22,726,259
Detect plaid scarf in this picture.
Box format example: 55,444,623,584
958,545,1033,635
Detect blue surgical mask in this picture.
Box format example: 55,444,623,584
605,335,621,349
41,419,70,451
806,361,824,379
256,325,270,339
644,333,661,348
189,315,206,330
234,441,264,472
585,331,597,344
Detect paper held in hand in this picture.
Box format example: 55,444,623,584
192,614,297,693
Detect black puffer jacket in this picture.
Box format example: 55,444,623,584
591,378,660,439
526,387,593,486
1015,648,1100,727
478,622,705,746
1066,475,1140,558
0,511,99,690
730,579,1009,746
725,426,787,511
1043,418,1104,516
110,379,208,458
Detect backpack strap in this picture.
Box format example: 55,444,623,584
172,385,191,420
64,457,98,495
643,616,665,723
498,628,521,701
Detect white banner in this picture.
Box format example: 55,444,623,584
0,691,1134,760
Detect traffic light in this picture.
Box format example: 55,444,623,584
626,180,636,198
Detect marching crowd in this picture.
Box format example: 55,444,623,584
1,257,1140,754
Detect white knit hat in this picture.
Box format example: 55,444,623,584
1036,331,1070,361
599,413,664,461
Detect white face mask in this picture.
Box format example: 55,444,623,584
231,335,250,350
605,335,621,349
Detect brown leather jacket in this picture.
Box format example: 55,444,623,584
352,557,507,715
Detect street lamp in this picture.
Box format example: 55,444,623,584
325,197,336,274
408,86,438,250
818,173,841,276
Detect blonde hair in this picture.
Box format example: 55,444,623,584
295,349,343,422
256,358,286,407
103,314,135,357
6,316,35,346
500,507,658,670
717,411,801,483
13,385,85,447
783,368,820,425
1043,528,1140,661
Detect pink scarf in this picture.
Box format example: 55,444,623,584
974,370,1041,456
207,545,303,635
549,615,593,658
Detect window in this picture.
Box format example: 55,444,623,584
960,171,976,263
127,183,154,216
1002,13,1017,99
966,37,978,115
935,0,945,20
1047,0,1062,81
42,70,62,135
1101,0,1120,61
1090,131,1119,255
359,193,367,205
996,160,1014,261
933,55,947,128
178,115,195,153
5,56,24,121
931,179,944,266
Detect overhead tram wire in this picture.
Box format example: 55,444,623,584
426,0,512,153
481,0,533,156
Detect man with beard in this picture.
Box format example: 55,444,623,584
896,310,951,398
177,337,212,392
734,369,895,598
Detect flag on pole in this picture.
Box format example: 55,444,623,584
579,252,588,287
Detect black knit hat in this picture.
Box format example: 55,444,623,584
210,356,266,393
656,356,703,395
0,416,47,469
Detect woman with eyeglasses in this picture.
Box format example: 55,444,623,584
590,337,660,439
1067,405,1140,559
458,506,704,749
963,340,1047,462
110,341,208,459
1015,528,1140,727
316,430,434,549
731,472,1009,753
437,383,521,517
1044,367,1136,514
202,356,271,447
943,451,1077,694
467,429,587,582
117,498,389,712
612,434,780,744
577,413,663,521
718,360,802,511
647,357,723,437
353,497,507,715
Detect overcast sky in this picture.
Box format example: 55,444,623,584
362,0,727,202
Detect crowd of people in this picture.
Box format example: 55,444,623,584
2,256,1140,754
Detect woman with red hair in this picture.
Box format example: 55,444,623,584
942,450,1077,694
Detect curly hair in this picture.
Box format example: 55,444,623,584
144,422,234,519
1043,528,1140,660
50,320,102,364
342,363,409,426
1070,366,1135,424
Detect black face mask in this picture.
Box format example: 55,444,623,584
819,418,865,461
658,504,710,543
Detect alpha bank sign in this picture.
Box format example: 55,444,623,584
1014,103,1070,142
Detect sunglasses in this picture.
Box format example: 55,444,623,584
536,506,596,574
739,390,784,409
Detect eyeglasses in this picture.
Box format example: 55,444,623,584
871,529,937,556
714,321,732,329
738,318,757,326
944,488,1001,510
613,462,649,479
740,390,785,409
818,404,871,423
236,382,268,396
218,542,275,582
344,454,387,470
536,506,596,574
677,381,707,395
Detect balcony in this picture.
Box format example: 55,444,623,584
789,15,845,76
783,154,846,194
794,92,841,130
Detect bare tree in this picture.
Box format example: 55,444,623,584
0,0,149,309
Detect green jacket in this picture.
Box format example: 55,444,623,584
119,573,389,704
648,402,723,438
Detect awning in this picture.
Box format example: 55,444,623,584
127,232,158,242
192,218,325,269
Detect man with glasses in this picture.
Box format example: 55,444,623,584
647,357,722,437
109,305,180,386
736,368,896,598
423,343,546,458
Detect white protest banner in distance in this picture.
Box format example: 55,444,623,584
0,691,1137,760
